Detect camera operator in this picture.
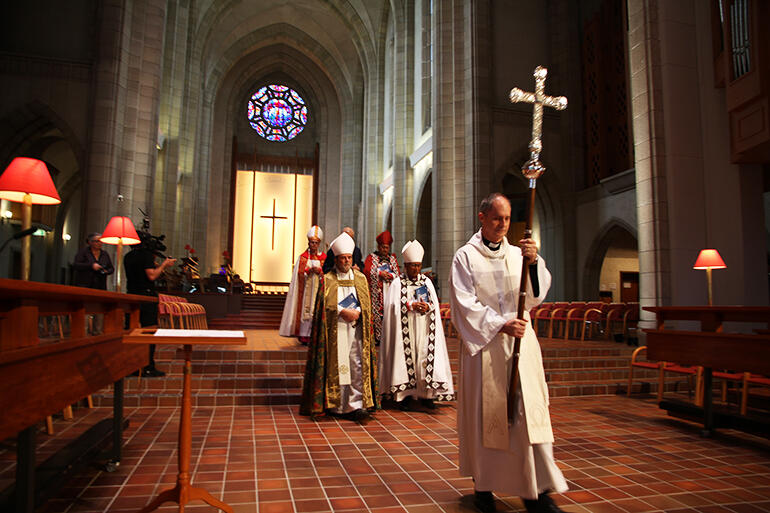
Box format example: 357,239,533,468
124,230,176,377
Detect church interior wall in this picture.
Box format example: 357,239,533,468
204,44,345,275
576,186,638,300
485,0,585,302
630,0,769,328
165,0,374,273
662,1,767,308
599,245,639,304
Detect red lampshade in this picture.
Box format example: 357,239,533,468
0,157,61,205
693,249,727,269
100,216,141,245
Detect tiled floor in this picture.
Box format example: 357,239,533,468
4,395,767,513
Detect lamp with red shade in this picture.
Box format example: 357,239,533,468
0,158,61,280
100,216,140,292
693,249,727,306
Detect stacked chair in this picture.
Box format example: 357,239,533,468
531,301,639,343
158,293,208,329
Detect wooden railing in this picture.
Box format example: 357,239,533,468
644,306,770,435
0,278,155,512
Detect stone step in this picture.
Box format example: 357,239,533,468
549,378,700,398
93,391,301,408
545,367,659,383
94,336,657,405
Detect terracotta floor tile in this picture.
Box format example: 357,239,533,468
294,498,332,512
364,493,402,508
257,501,295,513
259,488,292,502
328,497,366,510
6,344,767,513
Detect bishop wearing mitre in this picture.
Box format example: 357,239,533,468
279,225,327,344
299,231,379,422
380,240,454,411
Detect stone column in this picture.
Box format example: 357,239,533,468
433,0,474,294
391,0,416,251
628,0,767,325
86,0,167,254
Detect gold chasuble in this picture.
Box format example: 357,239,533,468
299,270,379,415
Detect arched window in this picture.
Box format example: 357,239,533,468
247,85,308,142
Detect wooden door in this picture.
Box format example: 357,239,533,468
619,271,639,303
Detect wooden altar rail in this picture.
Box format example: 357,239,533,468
0,278,155,440
643,306,770,435
0,278,155,512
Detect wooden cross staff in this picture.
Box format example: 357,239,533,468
507,66,567,422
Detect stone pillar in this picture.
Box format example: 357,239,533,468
433,0,474,294
628,0,767,326
391,0,416,252
85,0,167,258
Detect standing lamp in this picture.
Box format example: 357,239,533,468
101,216,140,292
693,249,727,306
0,158,61,280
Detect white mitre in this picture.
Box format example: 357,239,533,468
330,232,355,255
307,225,323,240
401,240,424,263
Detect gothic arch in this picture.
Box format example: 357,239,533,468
582,218,638,300
0,101,85,282
202,41,344,266
414,171,432,266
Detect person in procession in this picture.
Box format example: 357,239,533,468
380,239,454,411
279,225,327,344
322,226,364,273
363,230,400,345
299,231,379,422
449,193,567,513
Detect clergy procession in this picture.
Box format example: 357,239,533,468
3,2,770,513
278,196,565,512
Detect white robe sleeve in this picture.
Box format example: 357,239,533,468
449,250,507,357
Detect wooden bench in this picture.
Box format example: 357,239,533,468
644,306,770,435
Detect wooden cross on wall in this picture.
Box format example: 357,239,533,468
260,198,287,250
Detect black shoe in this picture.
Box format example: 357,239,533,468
142,366,166,377
348,408,370,423
473,490,496,513
523,493,564,513
398,397,413,411
420,398,436,410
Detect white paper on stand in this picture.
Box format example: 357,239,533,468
153,329,245,338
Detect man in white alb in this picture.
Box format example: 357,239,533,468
449,193,567,513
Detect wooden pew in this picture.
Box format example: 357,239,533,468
0,278,155,512
644,306,770,436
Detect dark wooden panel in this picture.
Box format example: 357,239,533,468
0,336,145,441
645,329,770,375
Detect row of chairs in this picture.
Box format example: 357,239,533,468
158,294,208,329
629,346,770,415
531,302,639,341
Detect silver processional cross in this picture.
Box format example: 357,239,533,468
509,65,568,182
506,65,568,421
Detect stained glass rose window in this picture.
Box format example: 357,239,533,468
248,85,308,142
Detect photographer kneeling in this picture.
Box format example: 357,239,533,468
125,232,176,377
